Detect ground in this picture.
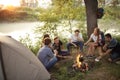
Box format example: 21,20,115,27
49,48,120,80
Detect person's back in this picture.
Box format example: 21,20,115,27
112,42,120,53
38,46,54,66
37,38,57,70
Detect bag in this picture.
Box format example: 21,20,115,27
97,8,104,19
100,31,105,45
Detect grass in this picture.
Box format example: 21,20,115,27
49,49,120,80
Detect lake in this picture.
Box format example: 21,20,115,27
0,21,120,41
0,22,44,40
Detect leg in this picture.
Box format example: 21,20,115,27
77,41,84,52
110,52,120,62
60,50,70,56
66,42,73,53
46,56,57,70
95,47,103,61
86,42,92,55
87,42,95,55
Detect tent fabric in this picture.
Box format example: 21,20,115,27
0,36,50,80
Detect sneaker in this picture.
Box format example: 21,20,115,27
115,61,120,64
86,55,94,58
95,58,100,62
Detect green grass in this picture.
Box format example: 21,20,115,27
49,50,120,80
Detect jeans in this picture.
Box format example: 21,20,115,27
110,52,120,61
46,56,57,70
66,41,84,53
59,50,70,56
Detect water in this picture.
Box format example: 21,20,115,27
0,20,120,41
0,22,43,40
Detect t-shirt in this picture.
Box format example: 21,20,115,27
52,40,63,54
70,33,83,42
90,33,102,43
37,45,54,67
107,38,117,49
107,38,120,53
112,42,120,53
107,38,120,57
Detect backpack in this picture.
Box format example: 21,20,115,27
100,31,105,45
97,8,104,19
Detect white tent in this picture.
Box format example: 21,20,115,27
0,36,50,80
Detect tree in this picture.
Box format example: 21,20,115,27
84,0,98,38
52,0,85,33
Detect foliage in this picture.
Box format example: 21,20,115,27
103,6,120,20
14,3,120,54
18,33,40,55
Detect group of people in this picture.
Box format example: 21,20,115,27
84,28,120,62
37,28,120,70
37,34,69,70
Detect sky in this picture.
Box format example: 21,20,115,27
0,0,52,8
0,0,20,6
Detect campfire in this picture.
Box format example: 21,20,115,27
72,54,89,72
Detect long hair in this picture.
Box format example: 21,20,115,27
94,27,100,43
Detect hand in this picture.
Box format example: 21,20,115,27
103,45,107,51
54,50,58,56
84,43,87,46
74,44,77,47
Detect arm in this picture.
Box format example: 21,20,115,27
77,33,84,42
103,43,108,51
48,48,57,58
104,49,112,55
77,36,84,42
84,37,92,45
69,39,77,47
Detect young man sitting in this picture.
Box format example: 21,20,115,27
95,33,120,62
67,29,84,53
37,38,58,70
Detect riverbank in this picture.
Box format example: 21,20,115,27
0,21,43,42
0,7,39,23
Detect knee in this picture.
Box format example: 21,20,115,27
66,43,70,47
54,56,58,62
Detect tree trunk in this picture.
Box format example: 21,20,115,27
84,0,98,38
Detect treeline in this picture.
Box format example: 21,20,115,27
0,6,120,22
0,7,40,22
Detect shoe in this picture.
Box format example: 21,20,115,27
86,55,94,58
115,61,120,64
95,58,100,62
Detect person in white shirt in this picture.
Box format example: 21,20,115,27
84,27,103,57
67,29,84,53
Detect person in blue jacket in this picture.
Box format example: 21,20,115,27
37,38,58,70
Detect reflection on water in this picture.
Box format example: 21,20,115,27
0,22,44,40
0,21,120,41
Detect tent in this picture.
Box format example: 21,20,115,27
0,36,50,80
